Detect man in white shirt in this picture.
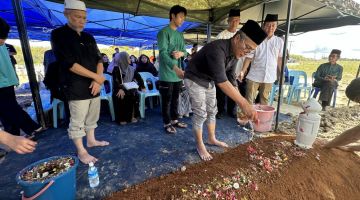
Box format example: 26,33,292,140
215,9,241,119
239,14,283,106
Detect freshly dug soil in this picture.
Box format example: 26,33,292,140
106,135,360,200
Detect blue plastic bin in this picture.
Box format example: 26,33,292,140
16,156,79,200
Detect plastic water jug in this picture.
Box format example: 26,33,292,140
294,98,322,149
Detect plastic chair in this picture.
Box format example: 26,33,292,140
26,90,52,123
138,72,162,118
269,84,286,106
269,65,292,106
310,72,337,107
100,74,115,121
286,70,312,104
52,98,65,128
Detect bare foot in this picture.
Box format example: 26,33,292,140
196,143,213,161
78,151,98,164
87,140,110,148
208,139,229,148
131,118,138,123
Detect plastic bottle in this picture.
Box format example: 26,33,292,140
88,162,99,188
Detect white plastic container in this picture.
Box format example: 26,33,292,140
294,98,322,149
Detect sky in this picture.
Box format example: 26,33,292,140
289,25,360,59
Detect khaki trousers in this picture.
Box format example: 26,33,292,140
245,79,273,105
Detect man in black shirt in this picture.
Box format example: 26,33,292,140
184,20,267,161
5,43,17,67
51,0,108,164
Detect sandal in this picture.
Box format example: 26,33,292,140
164,124,177,134
171,121,187,128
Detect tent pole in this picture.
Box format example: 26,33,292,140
11,0,46,128
275,0,293,131
206,24,212,43
261,3,266,26
206,9,213,43
152,43,156,58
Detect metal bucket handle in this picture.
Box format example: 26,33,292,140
21,180,55,200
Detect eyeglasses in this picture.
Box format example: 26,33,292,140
241,39,255,52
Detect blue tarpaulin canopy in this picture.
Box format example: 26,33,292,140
1,0,200,47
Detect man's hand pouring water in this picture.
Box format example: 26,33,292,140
241,102,259,124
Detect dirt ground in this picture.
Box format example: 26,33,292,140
106,135,360,200
106,105,360,200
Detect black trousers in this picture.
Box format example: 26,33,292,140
216,85,236,116
0,86,39,135
159,81,181,125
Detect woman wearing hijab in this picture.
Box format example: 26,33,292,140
135,54,158,77
129,55,138,69
101,53,110,74
109,52,145,125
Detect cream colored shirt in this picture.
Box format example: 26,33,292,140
216,29,238,40
245,35,284,83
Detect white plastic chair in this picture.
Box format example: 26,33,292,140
138,72,162,118
100,74,115,121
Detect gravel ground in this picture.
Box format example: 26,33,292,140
279,105,360,140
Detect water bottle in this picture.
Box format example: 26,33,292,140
88,162,99,188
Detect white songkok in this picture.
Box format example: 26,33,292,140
64,0,86,11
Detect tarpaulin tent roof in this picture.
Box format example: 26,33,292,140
47,0,360,44
185,0,360,40
1,0,200,47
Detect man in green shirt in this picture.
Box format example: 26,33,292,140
313,49,343,111
157,5,188,134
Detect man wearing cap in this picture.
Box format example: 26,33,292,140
313,49,343,111
239,14,284,108
51,0,108,164
214,9,241,119
0,17,43,139
185,20,267,161
324,77,360,151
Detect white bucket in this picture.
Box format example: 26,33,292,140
294,113,321,149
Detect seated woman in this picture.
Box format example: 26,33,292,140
135,54,158,77
136,54,159,91
129,55,138,69
110,52,145,125
313,49,343,111
101,53,110,74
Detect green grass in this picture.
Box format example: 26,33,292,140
288,55,360,85
287,55,360,107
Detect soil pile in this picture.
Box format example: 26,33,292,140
280,105,360,140
106,136,360,200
